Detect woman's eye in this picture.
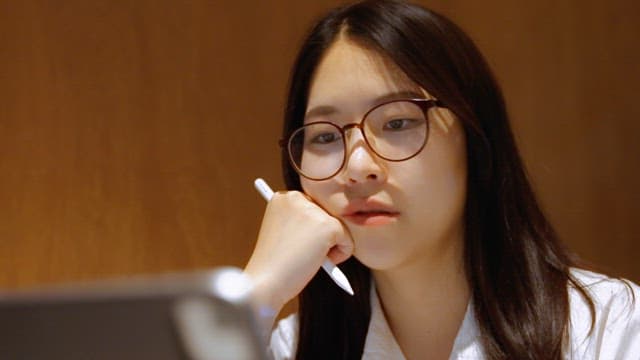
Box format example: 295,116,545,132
310,132,341,144
383,118,417,130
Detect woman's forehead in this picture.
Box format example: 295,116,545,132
306,39,430,116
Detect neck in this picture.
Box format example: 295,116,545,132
372,234,469,359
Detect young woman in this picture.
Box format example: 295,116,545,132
244,1,639,359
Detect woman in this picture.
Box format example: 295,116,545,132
244,1,639,359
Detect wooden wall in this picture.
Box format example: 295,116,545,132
1,0,638,298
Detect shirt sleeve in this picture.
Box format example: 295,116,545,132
569,270,640,359
269,313,298,360
594,281,640,359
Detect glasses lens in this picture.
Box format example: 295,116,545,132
288,122,345,180
364,101,428,160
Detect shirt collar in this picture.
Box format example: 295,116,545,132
362,280,483,359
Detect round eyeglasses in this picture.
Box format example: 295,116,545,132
282,98,444,181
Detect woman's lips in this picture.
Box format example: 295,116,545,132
342,199,400,226
343,211,400,226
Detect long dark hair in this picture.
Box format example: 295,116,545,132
280,1,593,359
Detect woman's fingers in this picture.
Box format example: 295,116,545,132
244,190,354,313
326,229,354,265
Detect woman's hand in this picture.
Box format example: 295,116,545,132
244,190,353,315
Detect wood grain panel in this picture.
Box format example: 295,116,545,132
0,0,637,298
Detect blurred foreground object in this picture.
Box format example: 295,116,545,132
0,267,267,360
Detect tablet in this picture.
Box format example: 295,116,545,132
0,268,268,360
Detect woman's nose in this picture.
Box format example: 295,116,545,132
341,129,387,185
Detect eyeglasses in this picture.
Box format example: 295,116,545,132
282,98,444,181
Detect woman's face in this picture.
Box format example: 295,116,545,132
301,38,467,272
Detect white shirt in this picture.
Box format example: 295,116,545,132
270,269,640,359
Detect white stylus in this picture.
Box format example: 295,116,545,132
253,178,354,296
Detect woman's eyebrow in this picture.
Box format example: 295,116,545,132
305,89,426,119
305,105,337,119
372,90,426,104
